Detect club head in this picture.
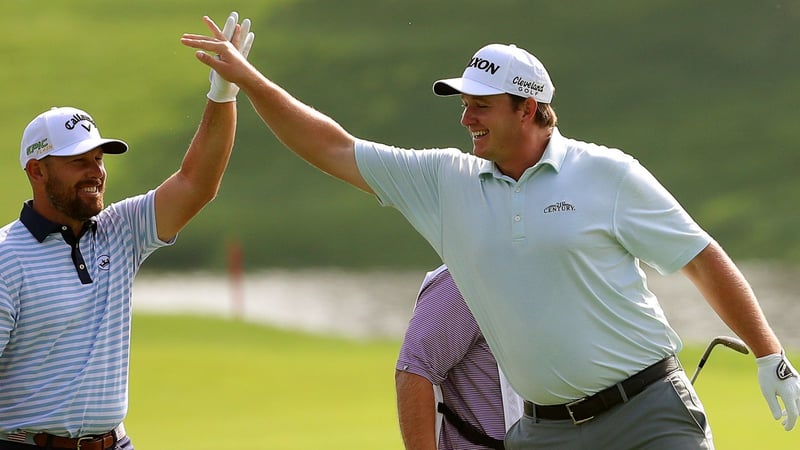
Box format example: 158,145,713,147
711,336,749,355
691,336,750,384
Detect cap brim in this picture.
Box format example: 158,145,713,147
49,138,129,158
433,77,506,97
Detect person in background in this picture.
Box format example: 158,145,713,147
182,15,800,449
0,12,253,450
396,265,523,450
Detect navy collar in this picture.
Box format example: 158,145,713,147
19,200,97,243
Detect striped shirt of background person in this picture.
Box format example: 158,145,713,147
397,266,512,449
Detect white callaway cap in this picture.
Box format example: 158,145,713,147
20,106,128,170
433,43,555,103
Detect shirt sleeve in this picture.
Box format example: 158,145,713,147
396,270,481,385
613,160,712,275
0,277,14,357
354,139,467,255
103,189,174,267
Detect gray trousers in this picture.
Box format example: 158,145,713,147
505,370,714,450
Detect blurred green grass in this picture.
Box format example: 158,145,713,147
128,314,400,449
127,314,799,449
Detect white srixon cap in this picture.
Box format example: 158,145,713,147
433,43,555,103
20,106,128,170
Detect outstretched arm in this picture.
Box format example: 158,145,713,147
155,13,252,242
180,16,373,194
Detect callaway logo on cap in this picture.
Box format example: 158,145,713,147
20,106,128,170
433,43,555,103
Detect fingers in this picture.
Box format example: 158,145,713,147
181,35,226,56
240,31,255,59
202,15,225,40
220,11,238,41
191,50,219,71
785,413,796,431
784,398,799,430
239,18,251,40
181,33,219,43
234,19,254,58
195,12,252,53
181,12,254,72
235,19,251,49
766,395,783,420
181,13,239,56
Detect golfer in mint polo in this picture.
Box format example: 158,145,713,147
182,17,800,448
0,12,253,450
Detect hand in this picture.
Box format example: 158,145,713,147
757,351,800,431
205,11,255,102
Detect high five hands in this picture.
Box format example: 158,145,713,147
184,11,256,103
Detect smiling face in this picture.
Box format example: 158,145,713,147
460,93,527,164
458,93,551,180
34,146,107,228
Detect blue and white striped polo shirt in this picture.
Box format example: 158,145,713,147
0,190,171,437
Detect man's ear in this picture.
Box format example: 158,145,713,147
522,97,538,122
25,159,46,182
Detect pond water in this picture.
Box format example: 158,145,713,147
131,262,800,349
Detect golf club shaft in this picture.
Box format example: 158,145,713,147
690,336,749,384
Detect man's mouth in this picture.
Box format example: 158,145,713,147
79,185,102,196
471,130,488,140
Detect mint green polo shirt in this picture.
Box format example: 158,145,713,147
355,128,712,404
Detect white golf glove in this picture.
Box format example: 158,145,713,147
207,11,255,103
757,351,800,431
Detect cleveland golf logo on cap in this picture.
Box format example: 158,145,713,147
433,43,555,103
512,77,545,96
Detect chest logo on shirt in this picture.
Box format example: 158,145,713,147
543,201,576,214
97,255,111,271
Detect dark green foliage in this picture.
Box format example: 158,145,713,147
6,0,799,270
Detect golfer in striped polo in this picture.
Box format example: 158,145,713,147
0,12,253,450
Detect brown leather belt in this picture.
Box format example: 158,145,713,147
32,429,118,450
523,355,681,425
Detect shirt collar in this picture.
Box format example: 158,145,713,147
535,127,568,173
19,200,97,243
477,127,569,179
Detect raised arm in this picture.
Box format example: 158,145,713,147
155,12,253,242
154,101,235,242
180,16,372,194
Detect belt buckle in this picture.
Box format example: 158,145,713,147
76,436,92,450
565,397,594,425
